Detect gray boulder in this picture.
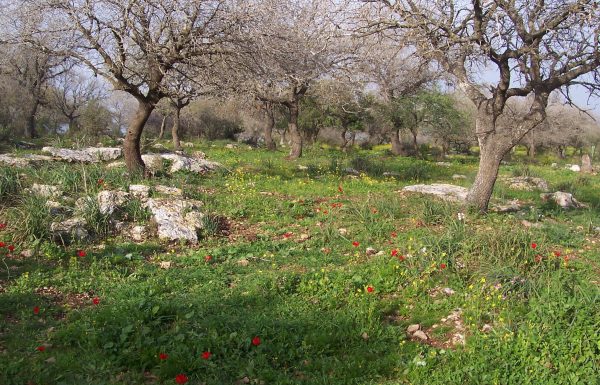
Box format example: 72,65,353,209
505,176,549,192
51,217,89,244
541,192,585,209
97,190,129,215
42,147,122,163
146,198,204,243
402,184,468,202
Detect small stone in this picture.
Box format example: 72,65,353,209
338,228,348,236
192,151,206,159
30,184,62,199
551,162,558,169
106,161,125,169
452,174,467,180
436,162,451,167
361,332,369,340
407,324,420,334
130,225,147,242
569,164,581,172
45,357,57,364
21,249,34,258
181,142,194,148
297,165,308,170
154,185,183,196
366,247,377,256
482,324,493,333
241,377,250,384
413,330,428,341
299,234,310,241
237,259,250,267
159,261,172,269
129,184,151,200
226,143,237,149
442,287,455,296
97,190,129,215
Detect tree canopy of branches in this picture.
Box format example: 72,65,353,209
362,0,600,211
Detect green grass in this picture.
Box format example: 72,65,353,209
0,141,599,385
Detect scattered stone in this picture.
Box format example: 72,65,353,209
106,161,125,169
551,162,558,169
160,153,221,174
159,261,172,269
338,228,348,236
154,185,183,196
51,217,89,244
21,249,34,258
436,162,451,167
237,259,250,267
505,176,549,192
152,143,167,150
97,190,129,215
0,154,53,167
142,154,165,174
344,167,360,176
299,234,310,242
225,143,237,149
297,165,308,170
442,287,455,296
540,192,585,209
452,174,467,180
407,324,420,334
581,154,593,173
130,225,147,242
413,330,428,341
568,164,581,172
521,220,543,229
181,142,194,148
42,147,122,163
491,200,523,213
30,184,62,199
482,324,493,333
192,151,206,159
145,198,204,242
383,171,402,177
129,185,151,200
46,200,69,216
402,184,468,203
366,247,377,256
361,332,369,341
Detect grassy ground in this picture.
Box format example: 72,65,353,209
1,141,599,385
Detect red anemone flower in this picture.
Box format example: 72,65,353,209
205,255,212,262
352,241,360,247
251,336,261,346
77,250,86,257
201,351,212,360
367,286,374,293
92,297,100,305
440,263,447,270
159,353,168,360
531,243,537,249
391,249,398,257
33,306,40,315
0,242,5,248
7,245,14,252
37,346,46,352
175,374,189,384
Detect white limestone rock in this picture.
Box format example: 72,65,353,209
402,184,468,202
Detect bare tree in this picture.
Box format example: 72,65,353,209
361,1,600,211
33,0,241,173
51,71,105,132
228,0,357,159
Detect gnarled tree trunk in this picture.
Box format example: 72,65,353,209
287,100,302,159
340,128,349,152
158,115,167,140
124,100,154,174
25,102,39,139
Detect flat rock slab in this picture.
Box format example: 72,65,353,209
97,190,129,215
42,147,122,163
30,184,63,199
541,192,585,209
160,153,221,174
146,198,204,243
402,184,468,202
505,176,549,192
0,154,54,167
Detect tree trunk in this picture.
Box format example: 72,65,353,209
158,115,166,140
172,107,181,151
340,128,349,152
124,100,154,175
528,136,536,158
390,129,403,155
287,101,302,159
264,108,276,150
25,102,39,139
557,146,566,159
410,127,419,156
350,132,356,147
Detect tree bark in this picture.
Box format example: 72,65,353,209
124,100,154,174
25,101,39,139
264,106,276,151
390,129,403,155
287,101,302,159
172,107,181,151
341,128,349,152
410,127,419,156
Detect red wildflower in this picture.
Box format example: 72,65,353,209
159,353,168,360
352,241,360,247
97,178,104,185
531,243,537,249
36,346,46,352
366,286,374,293
391,249,398,257
7,245,14,252
33,306,40,315
283,232,293,239
251,336,261,346
323,210,329,215
0,223,6,230
0,242,5,247
398,255,406,262
440,263,447,270
77,250,86,257
175,374,189,384
201,351,211,360
372,208,378,214
553,251,561,257
92,297,100,305
205,255,212,262
338,185,343,193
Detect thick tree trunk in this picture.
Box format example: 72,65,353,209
172,107,181,151
25,102,39,139
390,129,403,155
557,146,566,159
410,127,419,156
264,109,276,151
124,100,154,174
350,131,356,147
287,101,302,159
158,115,167,140
467,146,505,212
